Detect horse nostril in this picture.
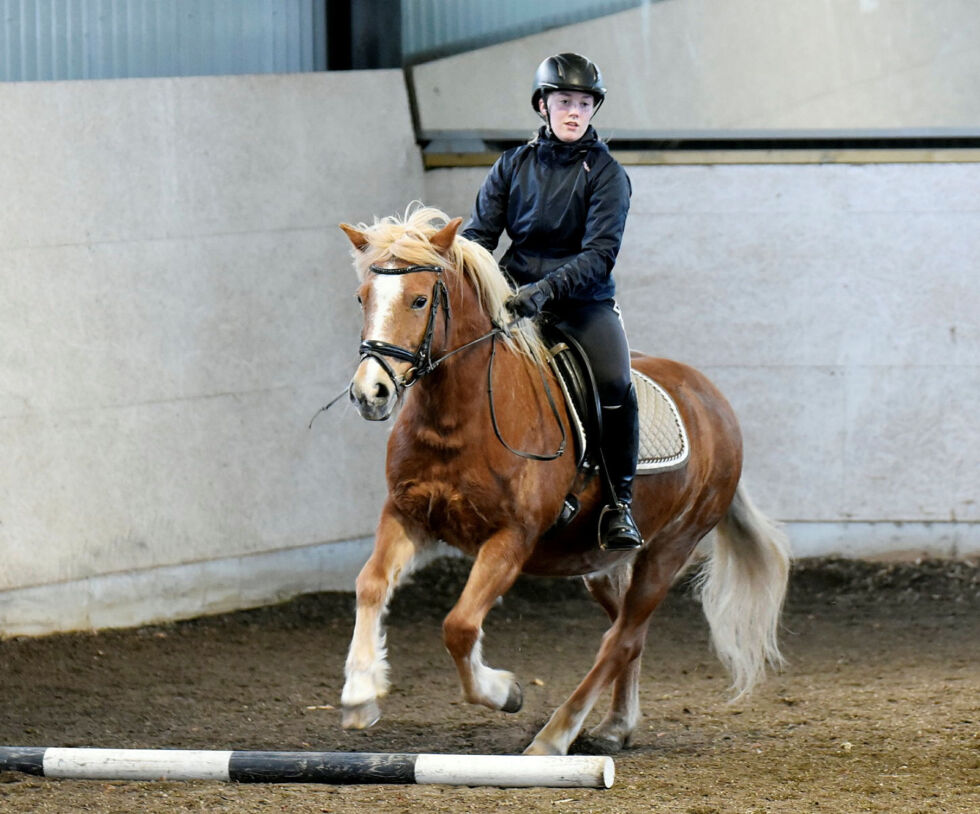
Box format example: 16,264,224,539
374,381,390,401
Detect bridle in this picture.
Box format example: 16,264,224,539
311,262,566,462
358,264,452,392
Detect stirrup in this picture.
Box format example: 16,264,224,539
598,502,643,551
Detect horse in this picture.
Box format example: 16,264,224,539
334,205,790,756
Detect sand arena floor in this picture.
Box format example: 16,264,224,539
1,557,977,813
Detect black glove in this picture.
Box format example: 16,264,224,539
505,279,555,319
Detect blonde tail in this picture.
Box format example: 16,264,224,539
695,482,791,699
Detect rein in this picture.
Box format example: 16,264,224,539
485,331,567,462
310,262,566,461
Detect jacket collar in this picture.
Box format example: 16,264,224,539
533,125,604,164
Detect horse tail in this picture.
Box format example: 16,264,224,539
695,481,791,700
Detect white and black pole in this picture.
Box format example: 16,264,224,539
0,747,615,789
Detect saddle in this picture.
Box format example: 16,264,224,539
542,325,690,529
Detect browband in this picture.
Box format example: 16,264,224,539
368,264,443,275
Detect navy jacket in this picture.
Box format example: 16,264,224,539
462,126,631,304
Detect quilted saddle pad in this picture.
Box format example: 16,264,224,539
633,369,689,473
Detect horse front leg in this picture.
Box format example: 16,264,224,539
442,528,527,714
341,503,428,729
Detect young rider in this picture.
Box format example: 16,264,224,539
462,52,642,551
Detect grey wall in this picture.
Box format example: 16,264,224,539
3,2,978,636
414,0,980,134
1,71,423,635
426,162,980,561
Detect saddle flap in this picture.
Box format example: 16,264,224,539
546,332,689,474
546,338,594,468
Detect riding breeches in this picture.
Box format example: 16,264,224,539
547,299,633,409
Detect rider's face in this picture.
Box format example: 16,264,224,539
540,91,596,142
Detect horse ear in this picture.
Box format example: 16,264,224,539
430,217,463,255
339,223,370,252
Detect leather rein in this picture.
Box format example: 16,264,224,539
311,263,566,462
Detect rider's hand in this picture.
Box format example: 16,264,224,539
505,279,555,319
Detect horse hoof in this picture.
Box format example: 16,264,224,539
341,700,381,730
501,682,523,713
570,733,624,755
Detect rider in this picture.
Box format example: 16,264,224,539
462,52,642,551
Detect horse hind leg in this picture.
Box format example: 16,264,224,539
341,506,428,729
524,613,651,756
576,568,641,753
526,543,691,756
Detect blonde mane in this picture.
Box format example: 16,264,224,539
347,203,549,365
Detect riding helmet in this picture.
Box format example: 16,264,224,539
531,53,606,113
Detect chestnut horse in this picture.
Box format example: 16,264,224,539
336,206,790,756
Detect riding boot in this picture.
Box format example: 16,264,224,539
598,385,644,551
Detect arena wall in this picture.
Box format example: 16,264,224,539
426,163,980,562
413,0,980,134
2,4,978,634
0,71,424,634
414,0,980,564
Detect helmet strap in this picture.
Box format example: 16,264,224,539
538,93,555,137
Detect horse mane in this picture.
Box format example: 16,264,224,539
347,203,549,366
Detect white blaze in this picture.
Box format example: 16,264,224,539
364,273,406,341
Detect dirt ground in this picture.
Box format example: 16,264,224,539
1,556,977,813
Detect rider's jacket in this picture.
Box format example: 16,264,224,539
462,125,631,305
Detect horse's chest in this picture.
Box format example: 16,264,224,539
391,476,497,546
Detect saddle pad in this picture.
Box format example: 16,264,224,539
633,370,690,473
550,354,690,474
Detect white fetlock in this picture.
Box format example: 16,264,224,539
525,706,587,757
467,665,522,712
524,738,563,756
342,666,382,705
340,664,389,730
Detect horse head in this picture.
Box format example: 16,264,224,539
340,215,462,421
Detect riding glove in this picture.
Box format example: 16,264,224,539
506,278,555,319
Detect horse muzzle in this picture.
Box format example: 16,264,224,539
349,357,403,421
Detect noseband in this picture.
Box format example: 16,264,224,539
359,264,451,391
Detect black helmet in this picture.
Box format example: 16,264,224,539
531,53,606,114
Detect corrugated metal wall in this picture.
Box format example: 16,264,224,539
0,0,326,81
0,0,647,81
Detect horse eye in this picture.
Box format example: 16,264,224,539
411,295,428,310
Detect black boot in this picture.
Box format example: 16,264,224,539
598,387,643,551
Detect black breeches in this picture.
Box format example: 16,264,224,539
548,299,632,408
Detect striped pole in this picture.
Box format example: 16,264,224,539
0,747,614,789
